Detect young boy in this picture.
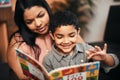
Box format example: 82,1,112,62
42,10,119,72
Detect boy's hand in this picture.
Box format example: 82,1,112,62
86,43,107,61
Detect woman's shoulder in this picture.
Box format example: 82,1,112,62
8,32,24,47
8,32,32,55
10,32,23,42
14,32,23,41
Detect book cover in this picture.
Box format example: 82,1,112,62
15,49,100,80
49,61,100,80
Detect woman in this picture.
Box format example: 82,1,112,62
7,0,84,79
7,0,53,79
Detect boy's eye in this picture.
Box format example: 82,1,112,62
69,33,75,37
56,35,63,39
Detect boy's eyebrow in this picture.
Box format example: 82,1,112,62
69,32,76,34
68,32,76,35
55,32,76,35
55,33,63,36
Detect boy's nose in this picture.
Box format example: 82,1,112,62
63,38,69,43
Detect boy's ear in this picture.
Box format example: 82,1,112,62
78,28,80,34
49,31,55,40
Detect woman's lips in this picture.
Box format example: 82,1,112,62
37,27,46,32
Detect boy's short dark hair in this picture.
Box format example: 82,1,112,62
50,10,79,33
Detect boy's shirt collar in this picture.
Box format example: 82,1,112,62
52,43,84,62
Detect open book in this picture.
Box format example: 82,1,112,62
15,49,100,80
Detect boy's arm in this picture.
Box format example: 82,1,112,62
86,43,119,72
101,53,119,73
93,44,119,66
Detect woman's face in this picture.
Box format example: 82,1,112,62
24,6,50,35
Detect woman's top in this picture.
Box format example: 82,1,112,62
14,33,52,63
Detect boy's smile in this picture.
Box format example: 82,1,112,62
50,25,80,54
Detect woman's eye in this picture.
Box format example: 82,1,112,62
25,20,33,24
38,13,44,18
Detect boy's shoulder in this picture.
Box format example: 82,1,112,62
76,42,89,48
45,51,54,57
76,42,93,50
43,49,56,60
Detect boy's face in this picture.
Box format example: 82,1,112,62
50,25,80,54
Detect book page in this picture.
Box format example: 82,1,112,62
15,49,49,80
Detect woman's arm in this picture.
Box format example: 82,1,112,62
7,37,28,79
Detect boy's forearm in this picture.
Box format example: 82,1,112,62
101,54,119,73
102,54,115,66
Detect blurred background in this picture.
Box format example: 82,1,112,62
0,0,120,62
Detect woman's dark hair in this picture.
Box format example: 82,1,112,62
12,0,53,60
50,10,79,34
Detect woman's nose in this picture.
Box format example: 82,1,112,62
35,18,42,26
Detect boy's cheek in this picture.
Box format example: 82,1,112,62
72,38,78,43
54,39,63,44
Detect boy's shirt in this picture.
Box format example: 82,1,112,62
42,43,92,72
43,43,119,73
